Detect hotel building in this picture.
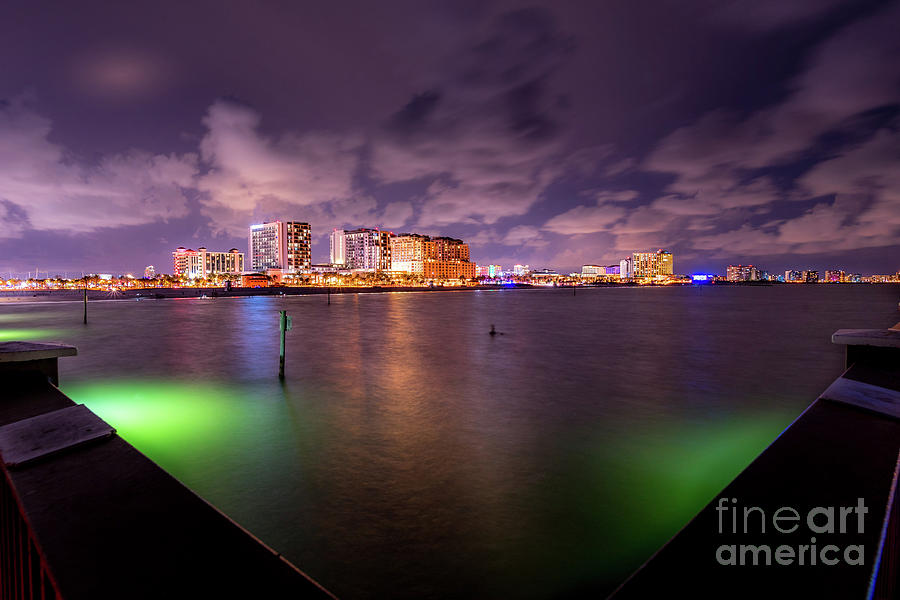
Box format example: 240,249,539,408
632,250,674,279
422,237,475,280
172,247,244,279
248,221,311,272
726,265,759,281
389,234,475,280
619,257,633,279
390,234,429,274
330,229,347,266
344,228,392,271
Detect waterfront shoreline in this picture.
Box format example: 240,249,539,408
0,284,537,303
2,280,899,303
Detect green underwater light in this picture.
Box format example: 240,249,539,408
62,379,247,465
0,328,64,341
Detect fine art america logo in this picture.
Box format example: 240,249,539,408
715,497,868,566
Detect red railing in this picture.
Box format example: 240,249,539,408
0,469,62,600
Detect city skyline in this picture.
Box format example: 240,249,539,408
1,1,899,277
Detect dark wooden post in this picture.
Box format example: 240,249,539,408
278,310,292,379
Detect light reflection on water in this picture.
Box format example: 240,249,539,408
2,285,896,598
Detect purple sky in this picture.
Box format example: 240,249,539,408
1,0,899,277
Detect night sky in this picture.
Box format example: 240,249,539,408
2,0,899,277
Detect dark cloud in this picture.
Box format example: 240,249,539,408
388,90,442,134
463,8,575,85
1,199,30,226
627,0,900,264
505,78,558,141
707,0,852,31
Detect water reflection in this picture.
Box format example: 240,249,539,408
26,284,899,598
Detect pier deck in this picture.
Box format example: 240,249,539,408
0,342,335,599
610,325,900,599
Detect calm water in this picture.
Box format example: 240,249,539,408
2,285,898,598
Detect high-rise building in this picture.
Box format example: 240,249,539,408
785,270,803,282
423,237,474,280
248,221,311,273
803,270,819,283
330,229,346,266
513,264,530,276
344,228,392,271
420,237,475,280
389,233,476,279
620,257,633,279
824,270,845,283
144,265,155,279
632,250,674,279
173,247,244,279
390,234,429,273
657,251,674,276
726,265,759,282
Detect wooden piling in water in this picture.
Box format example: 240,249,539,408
279,310,292,379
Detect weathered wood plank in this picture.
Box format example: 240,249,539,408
832,328,900,349
820,376,900,419
0,404,114,468
0,342,77,362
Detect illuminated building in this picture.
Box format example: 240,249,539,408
345,228,392,271
632,249,673,279
423,237,475,280
330,229,346,266
530,268,560,281
657,250,674,276
582,265,605,276
785,270,803,282
390,234,429,274
477,264,503,277
824,270,845,283
606,265,620,275
386,233,475,279
726,265,759,281
309,263,350,274
144,265,155,279
248,221,311,273
513,264,530,276
620,257,633,279
173,247,244,279
802,270,819,283
241,273,268,287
